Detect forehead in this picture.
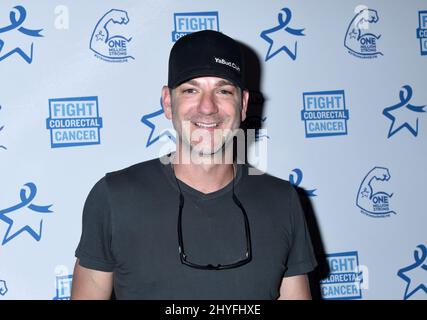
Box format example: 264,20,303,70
179,76,237,87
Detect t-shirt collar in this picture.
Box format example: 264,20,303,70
159,153,244,201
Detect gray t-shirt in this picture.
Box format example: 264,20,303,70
75,157,317,299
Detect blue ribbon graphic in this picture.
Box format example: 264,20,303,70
398,86,425,113
0,6,43,37
289,169,317,197
386,85,425,114
0,183,52,216
260,7,305,61
383,85,426,138
261,8,305,37
0,183,52,245
275,8,305,36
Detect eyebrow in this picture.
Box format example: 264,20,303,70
216,80,236,87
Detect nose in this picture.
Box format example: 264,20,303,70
197,92,218,115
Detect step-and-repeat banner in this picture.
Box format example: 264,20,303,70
0,0,426,300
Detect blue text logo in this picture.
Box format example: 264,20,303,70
356,167,395,218
46,96,103,148
0,183,53,245
0,6,43,63
260,8,305,61
53,274,73,300
320,251,363,300
301,90,349,138
397,244,427,300
383,85,425,138
417,11,427,55
172,12,219,42
344,7,383,59
89,9,134,62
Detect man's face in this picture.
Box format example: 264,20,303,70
162,76,248,156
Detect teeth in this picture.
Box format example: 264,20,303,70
195,122,218,128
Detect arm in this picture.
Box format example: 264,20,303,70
277,274,312,300
71,259,113,300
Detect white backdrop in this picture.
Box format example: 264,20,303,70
0,0,426,300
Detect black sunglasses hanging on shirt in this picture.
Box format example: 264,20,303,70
172,164,252,270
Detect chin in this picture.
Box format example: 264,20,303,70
191,143,224,157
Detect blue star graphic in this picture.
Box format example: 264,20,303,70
0,6,43,64
361,188,370,198
0,183,52,245
0,209,43,245
260,8,305,61
349,28,358,39
140,98,176,147
0,41,35,63
397,244,427,300
383,85,425,138
95,30,104,41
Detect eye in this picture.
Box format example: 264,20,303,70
217,84,237,96
182,88,197,94
218,89,234,95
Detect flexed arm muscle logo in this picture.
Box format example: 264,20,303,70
356,167,395,217
89,9,134,60
344,7,383,57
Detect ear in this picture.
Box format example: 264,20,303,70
240,89,249,122
161,86,172,119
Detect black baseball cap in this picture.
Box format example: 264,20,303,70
168,30,245,89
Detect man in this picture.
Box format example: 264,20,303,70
71,30,317,300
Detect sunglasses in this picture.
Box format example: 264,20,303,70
173,164,252,270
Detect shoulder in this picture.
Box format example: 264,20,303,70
106,157,161,177
240,163,296,195
103,157,164,189
239,164,302,216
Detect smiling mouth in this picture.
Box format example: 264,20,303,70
193,122,220,128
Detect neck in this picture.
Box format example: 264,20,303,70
170,144,236,194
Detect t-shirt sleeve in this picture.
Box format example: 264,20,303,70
283,185,318,277
75,177,115,272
